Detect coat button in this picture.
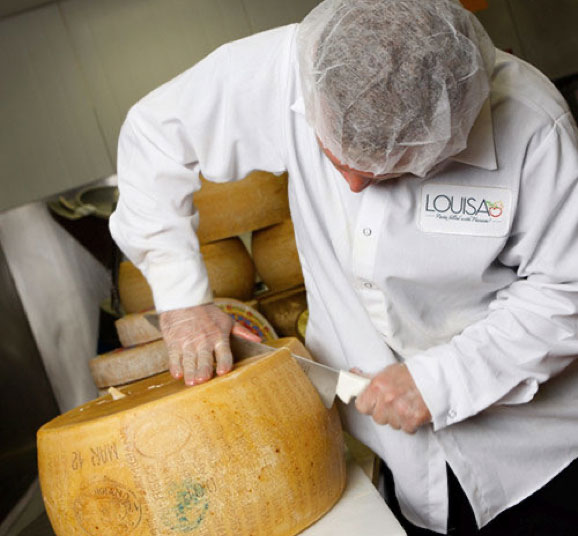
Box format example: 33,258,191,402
363,227,372,236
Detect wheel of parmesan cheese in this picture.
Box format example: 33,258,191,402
252,220,304,293
201,238,256,301
118,237,256,313
38,348,346,536
118,261,155,315
194,171,290,244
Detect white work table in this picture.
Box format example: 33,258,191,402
302,460,406,536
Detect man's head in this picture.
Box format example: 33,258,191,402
298,0,495,180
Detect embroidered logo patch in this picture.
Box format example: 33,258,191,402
419,184,512,237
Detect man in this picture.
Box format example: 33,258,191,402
110,0,578,533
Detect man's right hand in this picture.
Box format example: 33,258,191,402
159,304,260,386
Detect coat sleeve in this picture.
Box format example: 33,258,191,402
109,27,291,312
406,113,578,431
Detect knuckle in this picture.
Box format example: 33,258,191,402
402,422,417,434
196,350,213,366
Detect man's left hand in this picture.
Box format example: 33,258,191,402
355,363,432,434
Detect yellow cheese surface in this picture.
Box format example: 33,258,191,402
252,219,304,293
38,348,346,536
194,172,290,244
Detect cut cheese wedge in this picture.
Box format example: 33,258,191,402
38,348,346,536
195,171,290,244
252,219,304,293
115,310,160,348
90,340,168,389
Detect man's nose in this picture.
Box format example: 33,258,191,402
342,171,372,193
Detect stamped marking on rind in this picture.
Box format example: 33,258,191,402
74,478,142,536
134,414,191,459
162,479,209,532
90,442,119,466
71,450,84,471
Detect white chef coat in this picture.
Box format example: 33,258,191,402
109,24,578,534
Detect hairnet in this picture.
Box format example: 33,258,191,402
297,0,496,177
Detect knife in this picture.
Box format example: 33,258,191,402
144,314,370,408
229,335,371,409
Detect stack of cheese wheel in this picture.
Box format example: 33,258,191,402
38,342,346,536
118,237,256,314
117,171,291,314
251,218,308,338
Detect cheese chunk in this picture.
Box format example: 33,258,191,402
90,341,168,389
38,349,346,536
115,310,161,348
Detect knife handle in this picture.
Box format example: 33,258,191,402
336,372,371,404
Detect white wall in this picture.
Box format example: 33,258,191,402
0,0,319,213
476,0,578,80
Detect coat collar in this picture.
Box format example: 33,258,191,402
449,98,497,171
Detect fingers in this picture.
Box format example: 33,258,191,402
193,348,214,385
173,342,228,386
355,385,376,415
167,343,184,379
232,322,262,342
354,364,430,433
182,345,198,386
214,339,233,376
160,304,252,386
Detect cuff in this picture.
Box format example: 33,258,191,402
405,348,472,431
406,347,540,431
145,258,213,312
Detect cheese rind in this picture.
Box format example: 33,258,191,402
38,349,346,536
201,238,256,301
252,219,304,292
194,172,290,244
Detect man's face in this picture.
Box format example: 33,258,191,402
319,142,404,193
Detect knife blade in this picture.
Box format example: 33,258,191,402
144,313,370,408
229,335,370,409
